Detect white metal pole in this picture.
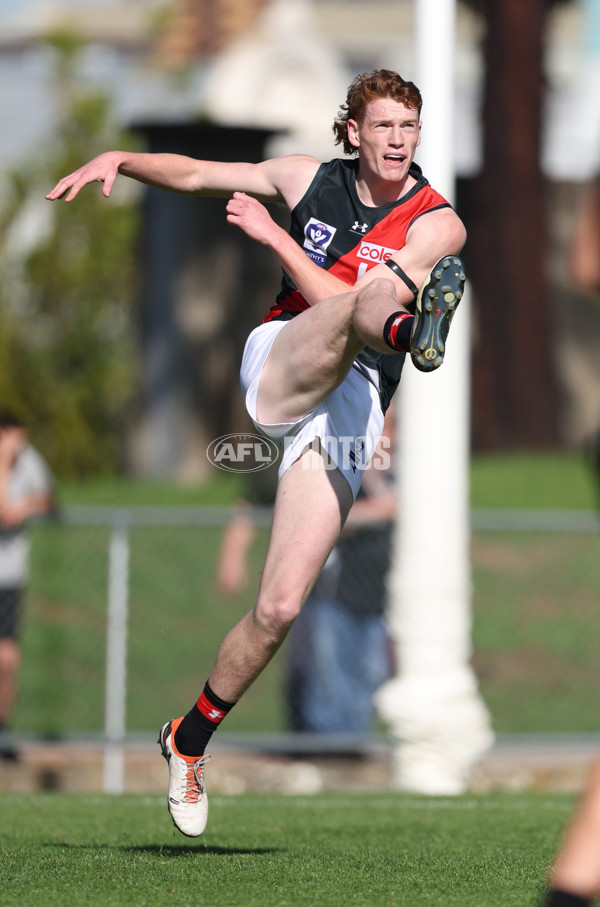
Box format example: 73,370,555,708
376,0,493,794
103,518,130,794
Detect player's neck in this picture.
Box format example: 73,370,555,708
355,171,415,208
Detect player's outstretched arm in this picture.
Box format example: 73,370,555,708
46,150,321,206
45,150,239,203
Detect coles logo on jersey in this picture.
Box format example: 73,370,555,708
357,241,397,265
303,218,336,267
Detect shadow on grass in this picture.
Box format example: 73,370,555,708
46,843,282,856
128,844,282,857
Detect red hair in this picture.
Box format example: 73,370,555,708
333,69,422,156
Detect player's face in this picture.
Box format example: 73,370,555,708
348,97,421,185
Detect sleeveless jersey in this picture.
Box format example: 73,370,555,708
264,158,451,412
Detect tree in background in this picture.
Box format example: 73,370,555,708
0,34,140,477
465,0,569,450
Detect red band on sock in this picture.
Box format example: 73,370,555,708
197,691,229,724
388,313,412,351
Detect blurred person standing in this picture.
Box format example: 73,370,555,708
569,174,600,498
570,175,600,297
0,412,55,758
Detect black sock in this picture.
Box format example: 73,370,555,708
543,890,592,907
383,312,414,352
175,682,236,757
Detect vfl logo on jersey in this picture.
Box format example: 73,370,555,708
357,240,397,265
350,221,368,235
303,218,336,267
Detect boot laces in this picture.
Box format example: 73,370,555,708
182,754,211,804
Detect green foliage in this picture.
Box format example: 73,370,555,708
0,39,140,477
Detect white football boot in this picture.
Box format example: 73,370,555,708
158,717,210,837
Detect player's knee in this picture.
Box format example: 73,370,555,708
357,277,396,309
353,277,396,336
254,594,301,642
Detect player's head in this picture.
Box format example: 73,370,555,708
333,70,422,156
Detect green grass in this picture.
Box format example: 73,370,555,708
56,472,245,507
470,452,598,510
12,451,600,738
13,451,600,738
56,451,598,511
0,791,572,905
471,528,600,733
19,521,279,736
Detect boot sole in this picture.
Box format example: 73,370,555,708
410,255,465,372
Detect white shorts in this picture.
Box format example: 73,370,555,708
240,321,385,499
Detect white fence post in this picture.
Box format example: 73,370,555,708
103,516,130,794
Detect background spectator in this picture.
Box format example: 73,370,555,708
0,412,55,759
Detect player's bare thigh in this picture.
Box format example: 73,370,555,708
256,290,364,425
255,444,354,626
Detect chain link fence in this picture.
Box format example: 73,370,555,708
12,507,600,747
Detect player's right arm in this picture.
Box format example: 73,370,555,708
45,150,320,209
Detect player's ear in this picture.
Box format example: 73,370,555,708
347,119,360,149
417,121,422,147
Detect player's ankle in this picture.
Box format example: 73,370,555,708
383,311,413,352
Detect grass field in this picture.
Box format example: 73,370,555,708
57,450,599,510
0,790,572,906
10,450,600,737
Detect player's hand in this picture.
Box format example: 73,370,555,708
225,192,282,246
45,152,122,203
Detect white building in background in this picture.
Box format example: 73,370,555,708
0,0,597,177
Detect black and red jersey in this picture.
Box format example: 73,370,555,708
264,157,452,412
